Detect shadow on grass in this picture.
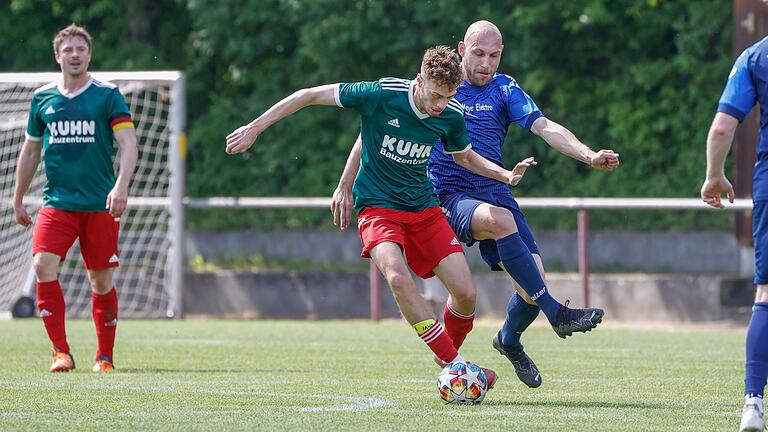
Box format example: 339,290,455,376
483,399,669,410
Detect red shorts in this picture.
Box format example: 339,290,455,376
357,206,463,278
32,207,120,270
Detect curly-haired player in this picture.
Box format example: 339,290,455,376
227,45,538,386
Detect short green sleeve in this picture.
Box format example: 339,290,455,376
25,95,44,141
442,114,471,154
106,87,131,120
336,81,381,116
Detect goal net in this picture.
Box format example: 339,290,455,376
0,71,185,319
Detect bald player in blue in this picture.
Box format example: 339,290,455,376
428,20,619,389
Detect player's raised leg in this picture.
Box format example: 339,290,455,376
471,203,604,338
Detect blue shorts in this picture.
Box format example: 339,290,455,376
754,200,768,284
439,190,540,271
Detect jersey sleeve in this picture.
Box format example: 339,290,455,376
503,81,543,130
335,81,381,116
718,48,757,122
25,95,44,142
106,87,134,133
441,114,472,154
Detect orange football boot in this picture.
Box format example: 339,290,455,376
92,355,114,373
50,349,75,373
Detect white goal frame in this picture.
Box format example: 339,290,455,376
0,71,185,319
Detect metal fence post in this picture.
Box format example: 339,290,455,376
578,208,590,308
370,261,381,321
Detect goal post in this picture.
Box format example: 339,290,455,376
0,71,186,319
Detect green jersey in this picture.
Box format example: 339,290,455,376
335,78,470,212
26,77,133,211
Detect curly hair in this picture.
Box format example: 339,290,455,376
53,24,92,53
421,45,462,89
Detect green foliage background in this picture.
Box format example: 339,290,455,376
1,0,736,230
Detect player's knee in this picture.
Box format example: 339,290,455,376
451,285,476,308
386,272,414,294
88,270,113,294
90,280,112,294
485,208,517,238
32,254,58,281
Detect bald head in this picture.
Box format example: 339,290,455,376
459,21,504,86
463,20,502,46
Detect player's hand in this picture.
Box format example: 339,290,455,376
13,202,32,227
226,124,259,155
701,175,735,209
507,156,537,186
331,184,354,230
589,149,620,170
106,184,128,217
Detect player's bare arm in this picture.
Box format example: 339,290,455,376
701,112,738,209
530,116,620,170
331,134,361,230
12,138,42,226
107,127,138,217
452,149,536,186
226,84,338,155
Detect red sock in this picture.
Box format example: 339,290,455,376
418,321,458,364
92,287,118,360
443,304,475,350
36,280,69,353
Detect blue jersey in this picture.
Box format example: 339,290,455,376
428,73,543,196
718,36,768,200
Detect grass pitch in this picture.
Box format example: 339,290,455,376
0,319,744,431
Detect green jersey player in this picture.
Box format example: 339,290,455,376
12,24,138,373
227,45,535,387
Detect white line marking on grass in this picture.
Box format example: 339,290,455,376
160,338,232,345
296,396,395,412
2,381,396,413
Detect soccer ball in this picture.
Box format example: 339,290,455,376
436,360,488,405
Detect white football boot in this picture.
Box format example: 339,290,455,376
740,396,765,432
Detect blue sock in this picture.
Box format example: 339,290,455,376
500,292,540,351
745,302,768,398
496,233,562,323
